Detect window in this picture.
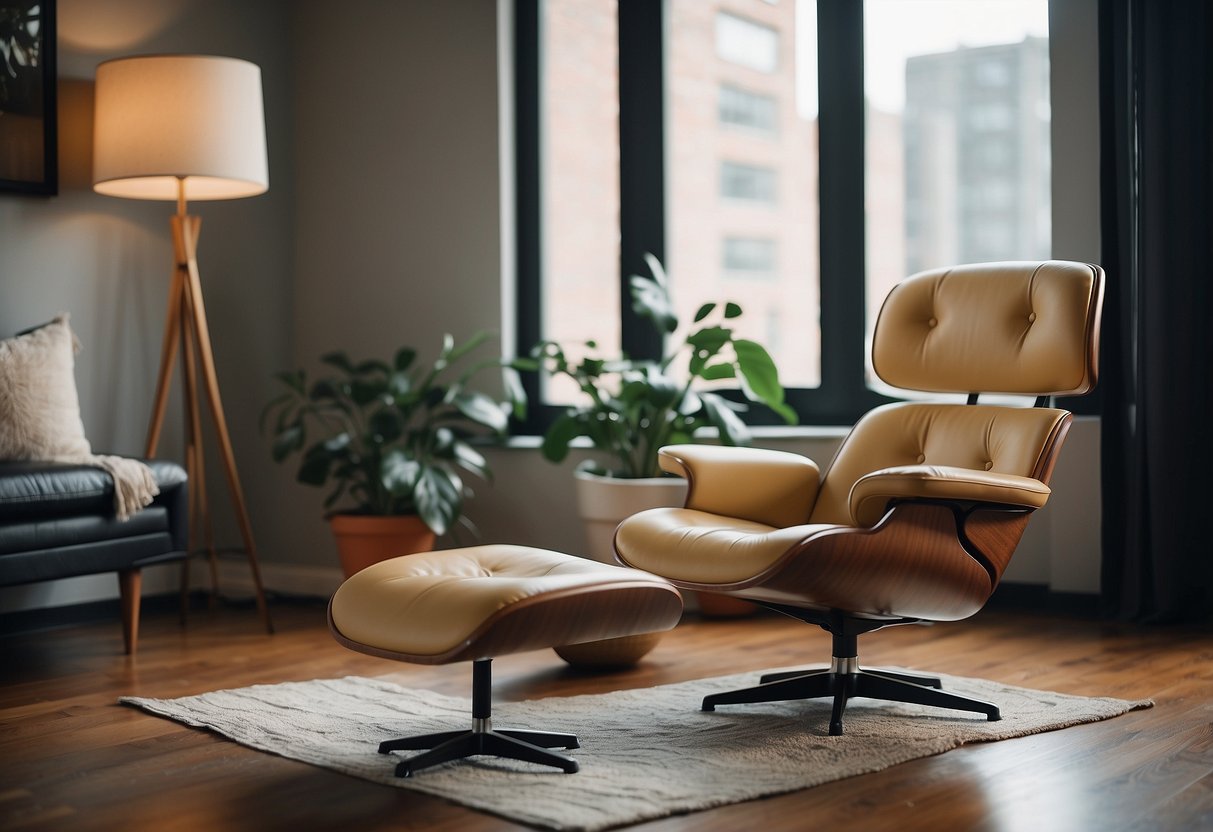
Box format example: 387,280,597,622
532,0,620,403
517,0,1052,427
720,161,778,203
723,237,778,276
719,85,779,134
966,103,1015,131
669,0,819,390
976,59,1012,86
864,0,1050,394
715,12,779,73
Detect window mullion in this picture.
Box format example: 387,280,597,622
817,0,867,408
512,0,550,432
618,0,665,361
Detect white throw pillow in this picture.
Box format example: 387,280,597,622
0,314,93,460
0,315,159,520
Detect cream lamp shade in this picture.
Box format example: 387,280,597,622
93,54,268,201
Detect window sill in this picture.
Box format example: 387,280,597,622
496,424,851,451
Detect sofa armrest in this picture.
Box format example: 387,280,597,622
144,459,189,553
848,465,1051,527
658,444,820,528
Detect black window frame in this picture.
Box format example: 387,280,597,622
514,0,1084,435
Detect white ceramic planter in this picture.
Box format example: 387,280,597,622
555,471,689,668
573,470,688,563
573,469,757,619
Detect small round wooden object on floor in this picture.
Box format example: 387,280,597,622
328,544,683,776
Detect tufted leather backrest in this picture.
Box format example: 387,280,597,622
810,403,1070,525
871,261,1103,396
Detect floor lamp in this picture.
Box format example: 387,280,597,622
93,55,273,633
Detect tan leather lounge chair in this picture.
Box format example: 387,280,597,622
614,260,1104,735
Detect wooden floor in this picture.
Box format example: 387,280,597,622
2,600,1211,832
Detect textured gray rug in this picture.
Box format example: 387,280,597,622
122,668,1151,831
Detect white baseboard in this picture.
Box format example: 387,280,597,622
205,558,343,600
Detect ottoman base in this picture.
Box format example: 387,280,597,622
380,658,579,776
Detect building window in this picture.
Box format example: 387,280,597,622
720,161,778,203
966,102,1015,131
723,237,778,276
715,12,779,73
976,59,1012,86
719,84,779,134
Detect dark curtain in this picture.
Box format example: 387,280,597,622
1099,0,1213,622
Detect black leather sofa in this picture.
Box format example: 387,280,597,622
0,459,188,653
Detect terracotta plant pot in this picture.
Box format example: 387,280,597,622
329,514,436,578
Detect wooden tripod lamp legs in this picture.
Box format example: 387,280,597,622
145,211,273,634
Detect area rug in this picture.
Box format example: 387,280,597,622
122,668,1151,831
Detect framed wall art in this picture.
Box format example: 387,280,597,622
0,0,56,195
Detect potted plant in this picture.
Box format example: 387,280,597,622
515,254,797,636
523,255,797,482
263,333,511,577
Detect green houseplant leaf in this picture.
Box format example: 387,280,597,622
449,390,508,433
415,468,461,536
540,412,586,464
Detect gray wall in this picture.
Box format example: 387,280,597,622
1,0,1104,614
281,0,505,570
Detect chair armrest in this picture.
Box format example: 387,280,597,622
658,444,820,528
849,465,1051,527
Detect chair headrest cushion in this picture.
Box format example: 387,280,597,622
871,261,1103,396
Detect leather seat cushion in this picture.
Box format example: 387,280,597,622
329,545,682,661
0,459,187,521
614,508,837,585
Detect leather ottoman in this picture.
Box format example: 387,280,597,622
329,544,683,776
